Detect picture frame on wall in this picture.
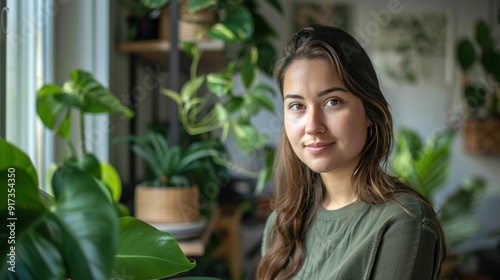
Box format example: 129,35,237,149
291,2,352,33
365,11,455,89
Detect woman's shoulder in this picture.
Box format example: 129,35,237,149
374,192,437,222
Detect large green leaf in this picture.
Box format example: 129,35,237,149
441,214,480,249
464,85,486,113
391,129,487,249
69,70,134,118
113,217,196,279
0,140,38,192
246,92,274,112
1,228,66,280
208,5,254,42
207,73,232,96
0,149,118,279
36,85,73,139
178,146,219,173
181,75,205,104
457,39,476,72
256,41,277,75
0,140,46,262
475,20,493,51
226,96,245,114
439,176,486,221
140,0,170,10
241,48,258,89
480,48,499,77
48,166,119,280
186,0,217,13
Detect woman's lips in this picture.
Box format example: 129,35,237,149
305,142,334,154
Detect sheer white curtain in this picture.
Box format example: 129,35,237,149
5,0,54,190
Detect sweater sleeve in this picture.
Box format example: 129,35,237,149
261,211,277,257
370,209,443,280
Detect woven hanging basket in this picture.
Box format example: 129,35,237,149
463,118,500,155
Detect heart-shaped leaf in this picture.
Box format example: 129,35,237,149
113,217,196,279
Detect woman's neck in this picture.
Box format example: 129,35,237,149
320,171,357,210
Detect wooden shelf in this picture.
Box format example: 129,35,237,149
118,39,225,54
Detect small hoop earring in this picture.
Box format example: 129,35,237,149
368,125,373,138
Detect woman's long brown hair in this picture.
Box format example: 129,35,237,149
256,25,446,280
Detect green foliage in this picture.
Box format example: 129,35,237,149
117,0,170,17
37,69,134,215
0,140,118,280
456,20,500,118
162,42,276,192
114,131,220,187
391,128,486,249
113,217,195,279
0,139,199,280
36,69,133,152
185,0,284,74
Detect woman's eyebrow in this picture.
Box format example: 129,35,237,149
317,87,348,97
284,87,348,100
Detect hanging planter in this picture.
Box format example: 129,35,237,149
456,20,500,156
463,117,500,155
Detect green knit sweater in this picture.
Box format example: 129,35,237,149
261,195,444,280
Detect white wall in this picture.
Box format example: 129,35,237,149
54,0,110,163
252,0,500,251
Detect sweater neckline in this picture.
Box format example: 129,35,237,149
316,200,368,219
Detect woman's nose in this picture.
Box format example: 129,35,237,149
304,108,326,135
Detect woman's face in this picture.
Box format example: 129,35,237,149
283,59,369,175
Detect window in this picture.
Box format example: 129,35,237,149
4,0,54,189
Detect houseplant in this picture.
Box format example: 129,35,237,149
114,129,220,223
0,139,201,279
117,0,171,40
391,128,487,278
391,128,486,249
1,68,211,279
162,41,276,195
457,19,500,155
185,0,284,74
36,69,134,213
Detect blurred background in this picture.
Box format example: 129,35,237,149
2,0,500,279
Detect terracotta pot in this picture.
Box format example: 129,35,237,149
463,118,500,155
135,185,199,223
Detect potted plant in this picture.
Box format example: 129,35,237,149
457,19,500,155
391,128,487,278
117,0,171,40
185,0,283,74
0,139,205,279
0,68,214,279
36,69,135,214
162,41,276,195
115,129,220,223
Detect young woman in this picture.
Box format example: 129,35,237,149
256,25,446,280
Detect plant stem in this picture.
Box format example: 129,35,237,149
67,140,78,158
190,51,201,80
80,111,86,154
213,157,259,178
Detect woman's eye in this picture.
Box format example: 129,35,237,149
325,98,341,107
288,103,304,111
